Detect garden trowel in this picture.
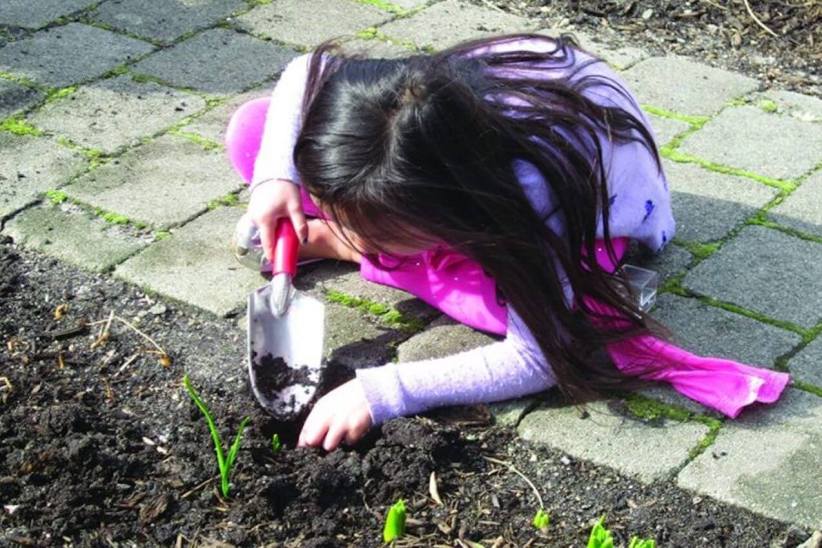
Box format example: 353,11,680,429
234,216,326,422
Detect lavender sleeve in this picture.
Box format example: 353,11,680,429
355,307,557,425
251,53,313,186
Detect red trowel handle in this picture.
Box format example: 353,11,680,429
272,218,299,277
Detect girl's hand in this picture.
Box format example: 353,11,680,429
247,179,308,262
298,379,373,451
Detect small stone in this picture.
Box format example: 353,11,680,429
641,8,653,19
149,304,167,316
560,455,571,465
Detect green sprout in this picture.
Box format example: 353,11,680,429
587,517,614,548
532,507,550,531
382,499,406,544
182,374,250,498
628,537,656,548
271,433,282,453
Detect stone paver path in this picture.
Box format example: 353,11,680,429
1,0,820,533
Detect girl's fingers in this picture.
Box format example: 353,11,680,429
257,220,277,264
289,204,309,245
344,422,369,446
323,422,348,452
299,408,330,448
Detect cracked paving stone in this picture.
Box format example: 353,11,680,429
235,0,392,49
0,133,86,219
132,28,295,96
379,0,537,51
770,169,822,239
786,337,822,387
29,76,206,154
0,0,98,29
64,135,238,229
679,106,822,182
683,226,822,329
622,56,759,117
0,80,44,120
0,23,154,88
89,0,246,45
3,203,147,272
677,388,822,530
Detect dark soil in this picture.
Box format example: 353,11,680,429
474,0,821,96
0,238,808,547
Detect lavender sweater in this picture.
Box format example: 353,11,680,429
253,42,675,425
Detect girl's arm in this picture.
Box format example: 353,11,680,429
355,306,557,425
251,53,313,187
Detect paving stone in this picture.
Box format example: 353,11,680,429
518,398,709,482
787,337,822,387
90,0,246,45
339,39,412,59
537,28,647,70
622,56,759,116
324,303,405,370
650,294,802,368
397,316,497,362
132,28,295,95
488,398,536,427
296,261,440,322
664,160,777,242
0,0,96,29
680,106,822,182
115,206,262,316
683,226,822,329
754,88,822,123
390,0,429,8
182,88,267,144
29,76,206,154
770,170,822,239
379,0,537,51
677,388,822,529
0,80,44,119
3,203,147,272
0,23,154,88
648,114,690,146
236,0,391,49
0,133,86,219
65,135,239,229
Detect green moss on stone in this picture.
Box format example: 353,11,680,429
46,86,77,103
99,211,130,225
325,289,425,332
45,189,69,205
154,230,172,241
676,240,720,262
207,193,241,210
171,129,222,151
758,99,778,113
641,105,710,128
354,0,407,15
0,117,43,136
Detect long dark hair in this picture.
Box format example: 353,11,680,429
293,33,664,401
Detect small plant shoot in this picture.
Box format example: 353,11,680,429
271,433,282,453
382,499,406,544
628,537,656,548
587,517,614,548
182,374,250,498
532,508,550,531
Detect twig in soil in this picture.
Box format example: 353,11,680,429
181,475,219,500
91,311,114,349
40,322,88,340
57,352,65,369
743,0,780,37
113,353,140,378
429,471,444,505
482,456,544,510
90,313,172,365
0,377,12,403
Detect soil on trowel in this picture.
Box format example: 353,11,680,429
0,238,806,547
251,353,317,420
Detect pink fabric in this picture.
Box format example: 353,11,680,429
226,97,789,419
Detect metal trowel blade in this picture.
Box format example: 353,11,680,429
247,283,325,421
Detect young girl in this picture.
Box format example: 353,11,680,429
238,34,789,451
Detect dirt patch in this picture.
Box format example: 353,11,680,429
0,239,807,546
475,0,820,96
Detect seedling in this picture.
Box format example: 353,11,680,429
182,374,250,498
271,433,282,454
628,537,656,548
382,499,406,544
587,517,614,548
532,508,550,531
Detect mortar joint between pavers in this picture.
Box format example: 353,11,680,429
354,27,418,51
354,0,411,16
641,104,711,129
169,128,223,152
324,289,427,333
0,70,43,91
206,191,244,211
0,116,44,137
74,17,165,48
659,147,796,193
791,380,822,399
